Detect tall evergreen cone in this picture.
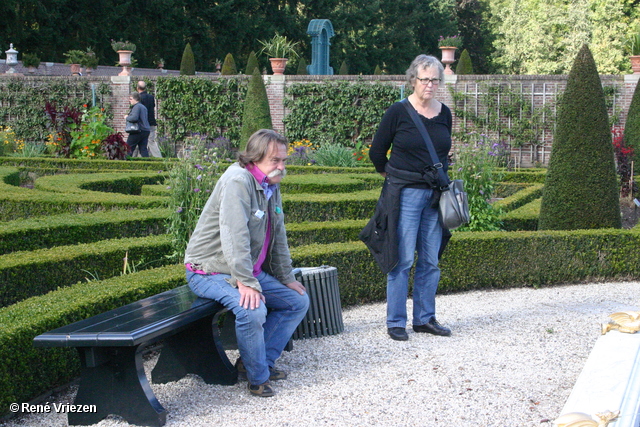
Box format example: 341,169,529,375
180,43,196,75
624,78,640,164
339,61,349,75
538,44,621,230
221,53,237,75
239,67,273,151
245,51,259,75
455,49,474,74
374,65,382,75
296,58,308,75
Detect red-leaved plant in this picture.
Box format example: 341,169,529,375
102,132,129,160
44,102,82,158
612,126,637,198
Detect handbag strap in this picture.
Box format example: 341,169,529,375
401,98,449,190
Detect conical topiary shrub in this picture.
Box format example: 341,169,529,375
296,58,308,75
374,65,382,75
245,51,259,75
239,67,272,151
455,49,474,74
538,44,621,230
180,43,195,75
624,79,640,164
339,61,349,75
221,53,237,75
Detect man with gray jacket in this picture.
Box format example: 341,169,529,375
184,129,309,397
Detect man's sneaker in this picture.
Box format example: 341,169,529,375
249,381,275,397
387,327,409,341
412,318,451,336
235,358,288,381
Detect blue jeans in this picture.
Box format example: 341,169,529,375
387,187,443,328
187,270,309,385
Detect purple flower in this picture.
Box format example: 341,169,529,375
196,175,202,180
176,207,183,213
194,164,204,170
193,188,201,193
166,186,171,189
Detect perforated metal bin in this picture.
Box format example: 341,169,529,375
292,266,344,339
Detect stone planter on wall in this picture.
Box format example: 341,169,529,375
269,58,288,75
440,47,457,75
117,50,133,76
631,55,640,74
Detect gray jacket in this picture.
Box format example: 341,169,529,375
184,163,295,292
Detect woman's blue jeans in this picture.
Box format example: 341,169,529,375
187,270,309,385
387,187,443,329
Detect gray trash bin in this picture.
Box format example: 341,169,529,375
292,266,344,339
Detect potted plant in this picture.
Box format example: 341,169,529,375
64,49,86,75
111,39,136,68
81,48,99,75
21,53,40,73
626,32,640,74
438,34,463,75
258,33,300,75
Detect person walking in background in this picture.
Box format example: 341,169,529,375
367,54,453,341
125,92,151,158
184,129,309,397
137,80,162,157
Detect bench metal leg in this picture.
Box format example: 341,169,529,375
151,314,237,385
72,346,166,427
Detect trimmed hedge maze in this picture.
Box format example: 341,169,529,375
1,158,639,415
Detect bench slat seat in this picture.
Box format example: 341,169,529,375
33,285,237,427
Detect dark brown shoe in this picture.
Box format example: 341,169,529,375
249,381,275,397
413,318,451,336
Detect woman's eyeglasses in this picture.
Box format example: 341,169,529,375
416,77,441,86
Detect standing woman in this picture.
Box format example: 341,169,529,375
125,92,151,157
368,54,452,341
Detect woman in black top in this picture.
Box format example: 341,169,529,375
369,54,452,341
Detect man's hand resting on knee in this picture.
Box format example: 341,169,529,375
237,281,266,309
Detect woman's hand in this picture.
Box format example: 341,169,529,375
237,280,265,309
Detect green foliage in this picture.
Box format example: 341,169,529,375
627,31,640,56
239,68,272,151
166,141,222,261
312,143,357,167
69,106,114,158
283,80,399,147
81,48,99,69
624,80,640,164
539,44,621,230
21,53,40,68
455,49,474,74
245,51,259,75
221,53,237,75
450,133,504,231
180,43,196,76
339,61,349,75
438,34,463,48
155,77,247,145
63,49,86,65
296,58,308,75
258,33,300,59
111,40,136,53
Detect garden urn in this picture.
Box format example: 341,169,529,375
269,58,288,75
117,50,133,76
69,63,81,75
631,55,640,74
439,47,457,75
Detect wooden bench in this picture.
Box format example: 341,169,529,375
33,285,238,427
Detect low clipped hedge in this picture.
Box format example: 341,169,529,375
0,156,168,171
494,183,544,212
501,199,541,231
0,208,170,255
0,167,167,220
0,234,173,307
286,219,367,247
35,172,167,195
283,189,379,222
0,265,186,415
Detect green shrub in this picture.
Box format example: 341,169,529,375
221,53,237,75
296,58,308,75
0,208,169,255
500,198,541,231
245,51,260,75
238,68,272,151
339,61,349,75
180,43,196,76
312,143,357,167
624,76,640,163
539,45,621,230
455,49,474,74
0,234,173,307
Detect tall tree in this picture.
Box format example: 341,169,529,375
539,45,621,230
239,68,272,151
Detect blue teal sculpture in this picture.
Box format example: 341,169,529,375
307,19,334,75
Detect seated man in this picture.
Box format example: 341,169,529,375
184,129,309,397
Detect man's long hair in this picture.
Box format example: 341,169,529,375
238,129,288,168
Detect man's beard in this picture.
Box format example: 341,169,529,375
268,168,286,179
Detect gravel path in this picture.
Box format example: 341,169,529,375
3,281,639,427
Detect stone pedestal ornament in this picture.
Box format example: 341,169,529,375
5,44,18,74
117,50,132,76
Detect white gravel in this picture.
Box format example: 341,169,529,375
3,281,640,427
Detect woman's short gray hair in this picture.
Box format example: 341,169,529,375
405,54,445,86
238,129,288,167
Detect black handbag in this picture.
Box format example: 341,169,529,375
125,121,140,134
401,99,469,229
